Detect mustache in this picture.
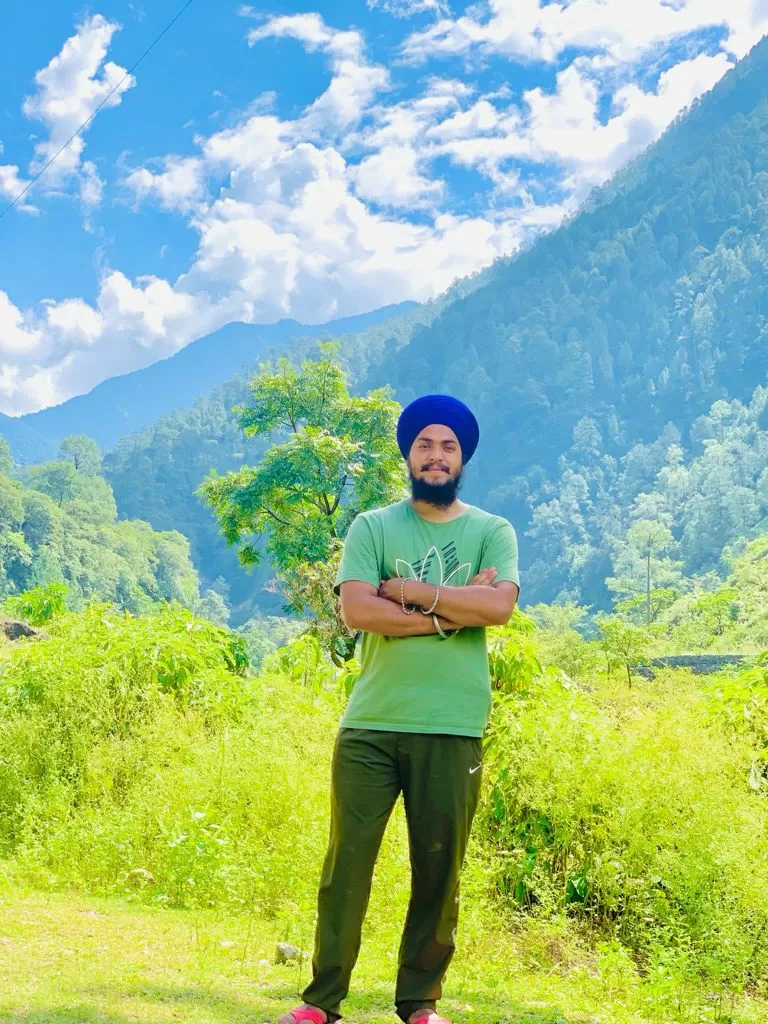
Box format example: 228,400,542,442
421,463,450,472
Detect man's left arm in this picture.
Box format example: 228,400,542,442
382,577,518,627
378,518,521,628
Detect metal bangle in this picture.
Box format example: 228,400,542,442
421,584,440,615
433,614,449,639
400,577,417,614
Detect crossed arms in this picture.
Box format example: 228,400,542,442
339,568,519,638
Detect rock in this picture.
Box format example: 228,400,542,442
274,942,306,964
1,617,48,641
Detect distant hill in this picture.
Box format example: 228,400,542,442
0,302,416,464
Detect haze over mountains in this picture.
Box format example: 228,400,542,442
0,302,417,465
3,33,768,621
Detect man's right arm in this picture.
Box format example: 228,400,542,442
339,581,462,637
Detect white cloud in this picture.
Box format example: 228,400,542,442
0,293,43,356
44,298,105,347
367,0,451,17
22,14,135,196
0,161,31,209
248,14,389,135
401,0,768,65
123,156,206,212
352,145,444,207
80,160,105,208
429,50,733,196
0,270,249,415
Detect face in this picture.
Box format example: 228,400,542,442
407,424,464,506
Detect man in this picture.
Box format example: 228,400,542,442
280,394,520,1024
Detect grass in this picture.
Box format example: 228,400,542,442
1,867,767,1024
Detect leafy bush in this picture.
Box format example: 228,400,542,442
2,581,68,625
478,663,768,989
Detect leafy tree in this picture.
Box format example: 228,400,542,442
0,437,12,474
194,588,230,627
615,587,678,625
607,520,682,624
199,348,405,660
58,435,102,476
596,615,653,687
23,462,80,506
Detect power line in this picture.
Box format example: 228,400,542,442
0,0,195,222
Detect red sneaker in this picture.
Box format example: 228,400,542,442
278,1006,329,1024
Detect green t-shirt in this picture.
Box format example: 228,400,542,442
334,499,520,737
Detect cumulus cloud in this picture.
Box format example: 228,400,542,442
2,6,764,415
367,0,451,17
22,14,135,196
401,0,768,65
0,271,248,415
248,14,389,135
123,155,206,212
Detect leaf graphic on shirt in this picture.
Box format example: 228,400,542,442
396,547,472,587
396,558,418,580
444,560,472,586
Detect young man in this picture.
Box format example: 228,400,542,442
280,394,520,1024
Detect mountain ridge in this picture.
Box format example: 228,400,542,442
0,301,417,463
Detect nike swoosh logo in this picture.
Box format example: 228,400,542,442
469,765,482,774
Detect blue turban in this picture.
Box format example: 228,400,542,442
397,394,480,463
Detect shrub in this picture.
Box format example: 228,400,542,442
478,666,768,989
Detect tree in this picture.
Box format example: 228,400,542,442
596,615,653,687
23,462,80,506
607,519,682,624
0,437,12,475
59,435,102,476
199,348,405,661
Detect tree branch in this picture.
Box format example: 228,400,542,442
260,506,294,528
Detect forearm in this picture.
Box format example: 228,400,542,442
344,594,447,637
405,580,516,627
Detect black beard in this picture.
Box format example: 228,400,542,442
409,467,463,508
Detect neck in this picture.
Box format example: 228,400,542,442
408,496,468,523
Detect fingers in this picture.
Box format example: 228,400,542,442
469,567,498,586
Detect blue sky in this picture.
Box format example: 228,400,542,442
0,1,766,415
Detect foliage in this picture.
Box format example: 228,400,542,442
199,349,405,658
234,613,303,672
595,615,653,686
0,462,200,614
479,665,768,992
2,600,767,1001
58,435,102,476
0,436,12,474
487,610,543,695
3,582,68,626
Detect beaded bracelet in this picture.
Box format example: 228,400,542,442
400,577,417,614
420,584,440,615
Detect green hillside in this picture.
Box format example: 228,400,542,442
0,435,199,613
0,304,416,466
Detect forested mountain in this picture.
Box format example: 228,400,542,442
0,302,415,465
355,33,768,604
33,34,768,619
0,435,199,611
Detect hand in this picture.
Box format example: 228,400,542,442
469,566,498,586
378,577,408,604
435,615,463,633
